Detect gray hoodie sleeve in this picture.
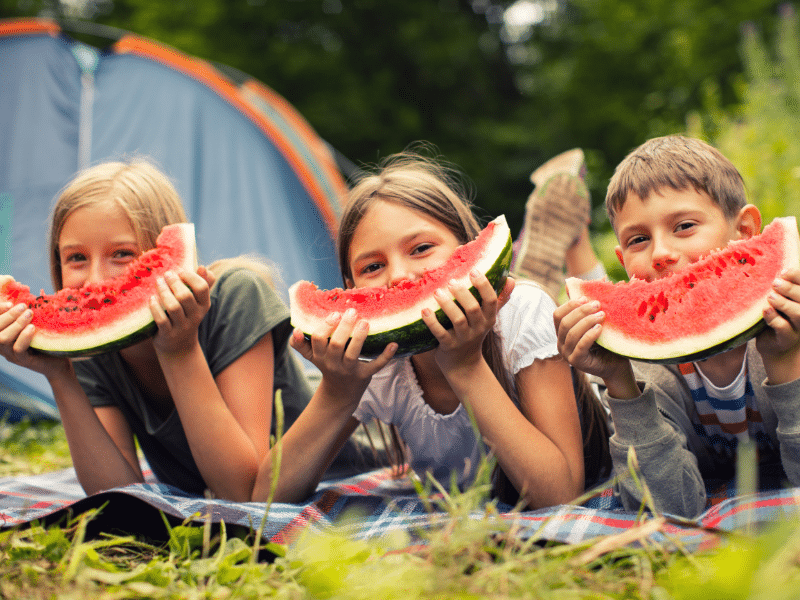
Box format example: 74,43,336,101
603,367,708,518
750,344,800,487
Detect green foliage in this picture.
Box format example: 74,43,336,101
0,418,71,477
690,5,800,225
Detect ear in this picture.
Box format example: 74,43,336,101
614,245,625,268
345,277,354,289
734,204,762,240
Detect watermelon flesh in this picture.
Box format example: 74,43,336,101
565,216,800,364
0,223,197,357
289,215,513,358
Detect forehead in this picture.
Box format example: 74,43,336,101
613,187,722,228
60,202,135,239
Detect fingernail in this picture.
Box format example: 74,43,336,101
774,278,786,288
344,308,356,320
326,311,341,324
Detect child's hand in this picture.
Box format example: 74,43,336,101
0,302,71,380
150,268,213,356
423,270,504,374
290,308,397,401
757,267,800,383
554,296,636,396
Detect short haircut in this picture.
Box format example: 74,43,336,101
605,135,746,226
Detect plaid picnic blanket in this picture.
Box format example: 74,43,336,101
1,465,799,554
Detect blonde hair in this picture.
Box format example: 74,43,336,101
606,135,747,226
49,160,188,290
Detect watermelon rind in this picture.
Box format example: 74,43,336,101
2,223,197,358
565,216,799,364
290,215,513,359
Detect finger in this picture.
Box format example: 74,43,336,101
554,298,590,341
561,307,605,358
197,265,217,288
434,288,469,332
309,311,341,357
497,277,515,310
772,276,800,307
768,290,800,331
0,304,32,345
343,318,370,362
12,322,36,354
363,339,398,374
421,306,451,342
465,270,498,316
177,269,211,308
149,294,172,331
448,281,487,325
289,328,313,360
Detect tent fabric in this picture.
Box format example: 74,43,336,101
0,18,348,420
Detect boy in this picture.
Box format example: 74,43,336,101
554,135,800,518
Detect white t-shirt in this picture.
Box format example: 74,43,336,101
352,280,559,487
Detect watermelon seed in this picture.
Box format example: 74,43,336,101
649,314,655,321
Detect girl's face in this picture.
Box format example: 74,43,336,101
347,200,461,289
59,202,141,289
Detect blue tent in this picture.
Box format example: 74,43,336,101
0,18,349,420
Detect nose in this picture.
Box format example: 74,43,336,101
651,236,678,272
85,259,110,285
387,261,416,288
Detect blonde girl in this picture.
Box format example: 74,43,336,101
0,160,322,501
255,152,610,508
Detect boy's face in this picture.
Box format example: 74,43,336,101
613,187,760,282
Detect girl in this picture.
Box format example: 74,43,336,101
0,160,360,501
255,152,610,509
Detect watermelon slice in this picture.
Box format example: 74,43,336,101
565,216,800,364
289,215,513,358
0,223,197,357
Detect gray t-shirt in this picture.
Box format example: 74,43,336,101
74,267,313,495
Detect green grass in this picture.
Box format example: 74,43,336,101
2,418,800,599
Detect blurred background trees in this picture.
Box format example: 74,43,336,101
1,0,797,278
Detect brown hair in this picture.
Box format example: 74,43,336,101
341,150,610,502
49,159,188,291
606,135,747,226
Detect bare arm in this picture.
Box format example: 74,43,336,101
253,311,396,503
0,301,144,494
423,274,584,508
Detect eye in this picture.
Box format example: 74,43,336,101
626,235,648,248
112,249,138,261
410,242,434,255
63,252,86,264
675,221,696,233
358,262,383,276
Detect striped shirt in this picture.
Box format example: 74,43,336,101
679,361,778,461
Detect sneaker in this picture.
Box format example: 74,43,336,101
512,148,590,300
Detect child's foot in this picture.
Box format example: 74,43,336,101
512,148,591,300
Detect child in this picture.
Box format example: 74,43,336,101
554,135,800,518
253,151,611,509
0,160,356,501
